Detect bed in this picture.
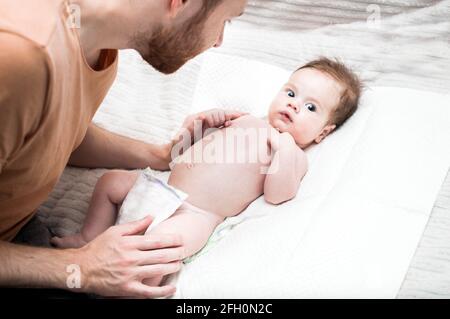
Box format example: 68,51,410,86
37,0,450,298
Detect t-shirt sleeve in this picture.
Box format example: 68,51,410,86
0,32,50,173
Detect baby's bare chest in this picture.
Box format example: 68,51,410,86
180,115,273,166
169,116,275,214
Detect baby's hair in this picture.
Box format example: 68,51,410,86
296,57,362,129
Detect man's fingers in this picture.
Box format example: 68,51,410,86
212,112,220,126
218,111,226,124
136,246,187,265
206,115,215,128
133,233,183,250
226,110,248,121
133,284,177,299
138,262,182,280
116,216,153,236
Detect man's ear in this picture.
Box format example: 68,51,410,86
314,124,336,144
168,0,188,18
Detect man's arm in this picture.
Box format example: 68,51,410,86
70,110,247,171
0,240,80,289
0,217,185,298
264,132,308,205
69,124,173,171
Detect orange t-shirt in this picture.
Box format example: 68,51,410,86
0,0,118,241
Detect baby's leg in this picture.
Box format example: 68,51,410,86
51,170,139,248
143,203,223,287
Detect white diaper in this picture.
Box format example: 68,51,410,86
116,168,188,234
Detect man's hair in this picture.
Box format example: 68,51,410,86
297,57,362,129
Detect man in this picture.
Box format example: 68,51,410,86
0,0,247,298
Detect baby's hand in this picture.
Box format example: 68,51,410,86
267,130,296,152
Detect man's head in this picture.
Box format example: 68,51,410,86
133,0,247,74
268,57,362,149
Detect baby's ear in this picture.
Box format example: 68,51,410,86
315,124,336,144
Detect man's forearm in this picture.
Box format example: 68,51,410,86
0,241,80,290
69,124,173,170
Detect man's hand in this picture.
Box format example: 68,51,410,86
69,124,174,171
78,216,185,298
174,109,248,145
0,216,184,298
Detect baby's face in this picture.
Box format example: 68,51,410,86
268,68,342,148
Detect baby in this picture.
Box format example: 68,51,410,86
52,57,362,286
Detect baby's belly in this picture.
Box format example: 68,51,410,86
168,126,272,218
169,162,266,218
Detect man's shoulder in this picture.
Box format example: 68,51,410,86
0,0,61,46
0,32,50,125
0,32,50,87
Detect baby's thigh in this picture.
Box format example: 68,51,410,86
96,170,139,204
148,209,223,257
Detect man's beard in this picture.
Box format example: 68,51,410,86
137,18,207,74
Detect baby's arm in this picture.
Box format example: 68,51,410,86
263,131,308,205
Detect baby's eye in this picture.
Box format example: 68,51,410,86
305,103,317,112
287,90,295,98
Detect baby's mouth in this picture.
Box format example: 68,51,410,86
279,111,293,123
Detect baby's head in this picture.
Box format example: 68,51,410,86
268,57,362,149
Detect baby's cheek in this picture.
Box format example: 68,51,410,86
291,125,307,145
293,122,316,145
268,99,280,113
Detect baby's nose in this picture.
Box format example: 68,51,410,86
287,102,299,113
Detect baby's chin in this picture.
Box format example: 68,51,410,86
269,117,290,133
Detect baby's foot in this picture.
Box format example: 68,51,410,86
51,233,88,249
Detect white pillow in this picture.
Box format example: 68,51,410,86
191,52,290,118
